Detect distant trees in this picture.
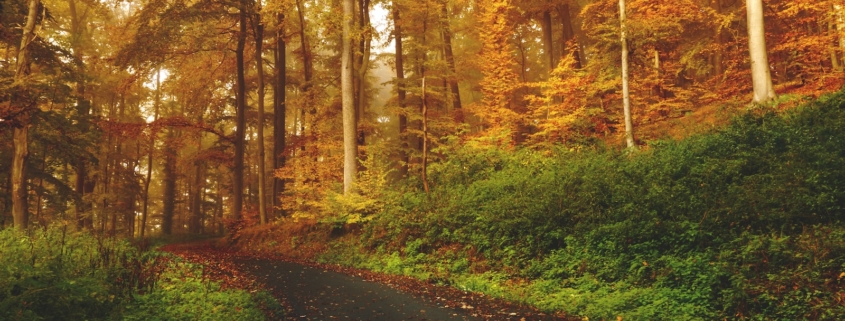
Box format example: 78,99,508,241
2,0,842,235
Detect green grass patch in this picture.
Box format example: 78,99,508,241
0,225,281,320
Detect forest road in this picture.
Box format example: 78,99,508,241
164,241,566,321
233,257,478,321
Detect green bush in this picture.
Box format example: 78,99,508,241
341,90,845,319
0,225,281,320
121,262,268,321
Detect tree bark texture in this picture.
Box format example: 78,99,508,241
393,2,408,177
342,0,358,194
746,0,776,103
254,12,268,225
233,3,248,219
620,0,635,148
11,0,42,230
441,2,462,115
273,13,287,218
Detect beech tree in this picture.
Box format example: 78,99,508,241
746,0,776,103
342,0,357,194
619,0,634,148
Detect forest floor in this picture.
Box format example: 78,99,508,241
161,240,569,321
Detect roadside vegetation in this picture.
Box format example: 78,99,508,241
0,225,281,320
234,91,845,320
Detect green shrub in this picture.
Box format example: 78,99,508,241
0,225,281,320
340,89,845,319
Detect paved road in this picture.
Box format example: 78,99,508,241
234,258,478,321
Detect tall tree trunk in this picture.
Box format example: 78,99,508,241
441,1,462,117
254,11,268,225
393,2,408,177
233,2,248,219
140,71,161,238
713,0,725,78
835,4,845,67
746,0,776,103
11,0,42,230
421,77,429,193
620,0,635,149
342,0,357,194
356,0,372,146
559,3,582,69
273,13,287,218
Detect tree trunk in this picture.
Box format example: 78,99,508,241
746,0,776,103
190,159,203,234
233,2,248,219
11,0,42,230
254,11,268,225
713,0,725,78
541,10,555,75
356,0,372,147
140,71,161,238
273,13,287,218
342,0,357,194
161,130,176,236
441,1,462,117
393,2,408,177
620,0,635,149
421,77,429,193
559,3,582,69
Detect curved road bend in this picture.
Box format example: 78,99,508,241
234,257,477,321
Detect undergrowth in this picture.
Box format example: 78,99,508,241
0,224,281,320
312,90,845,320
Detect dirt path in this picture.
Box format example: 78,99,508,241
163,241,567,321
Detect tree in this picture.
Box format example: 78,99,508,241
619,0,634,148
233,0,248,219
342,0,357,194
9,0,42,230
475,0,521,141
253,6,268,225
273,11,287,218
746,0,776,103
393,1,409,176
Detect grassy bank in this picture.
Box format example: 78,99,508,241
235,91,845,320
0,225,281,320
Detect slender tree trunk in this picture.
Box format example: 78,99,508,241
253,11,268,225
746,0,776,103
393,2,408,177
441,1,462,116
620,0,635,149
541,10,555,75
273,13,287,218
140,71,160,238
12,126,29,229
356,0,372,146
11,0,42,230
233,2,248,219
517,36,527,82
161,131,176,236
342,0,357,194
713,0,725,78
421,77,429,193
829,18,842,72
